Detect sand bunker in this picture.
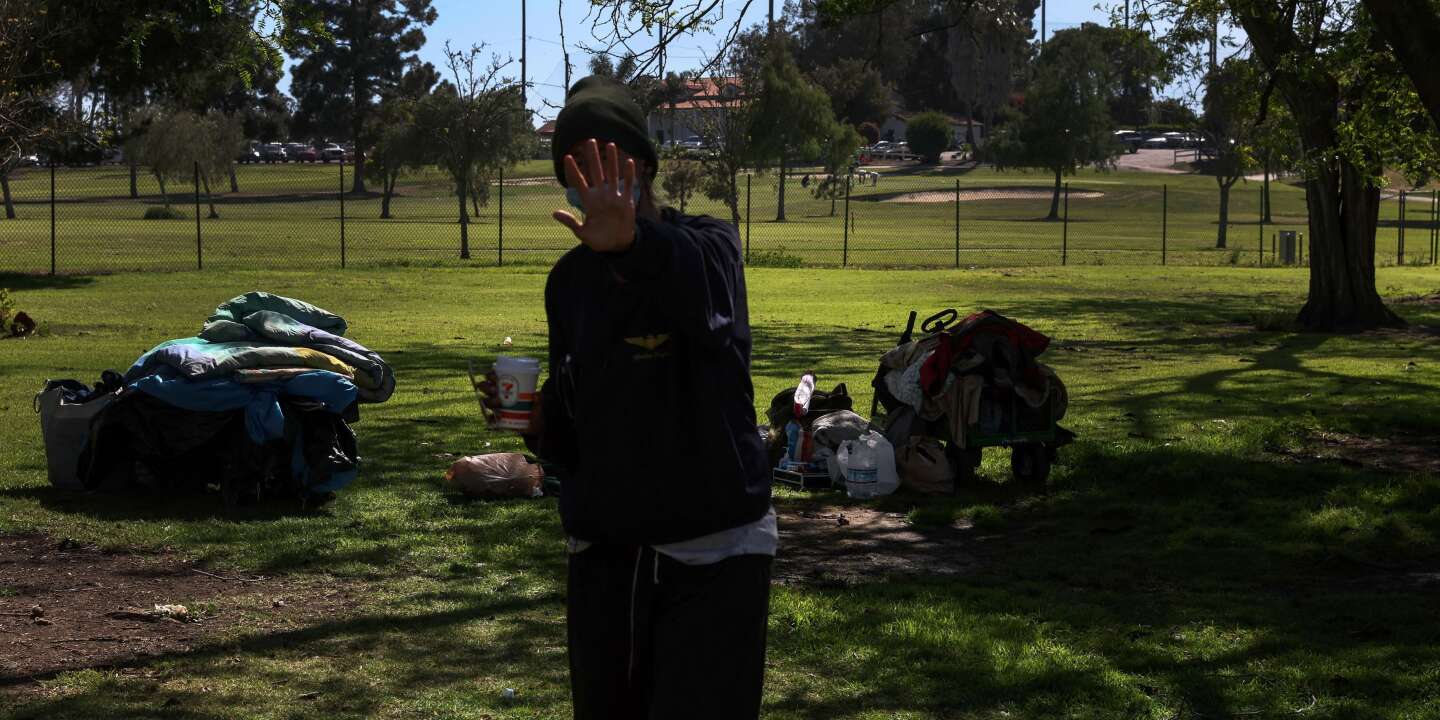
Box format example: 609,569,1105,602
881,188,1105,203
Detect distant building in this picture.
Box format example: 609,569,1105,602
536,120,557,140
645,77,745,146
878,112,986,148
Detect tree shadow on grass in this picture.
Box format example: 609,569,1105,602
4,589,571,720
763,441,1440,718
0,273,98,290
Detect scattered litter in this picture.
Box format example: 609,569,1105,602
272,598,288,608
298,691,321,700
501,336,514,348
502,688,517,701
34,618,53,626
105,604,194,623
152,604,190,621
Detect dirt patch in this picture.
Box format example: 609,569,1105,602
875,188,1104,203
1271,432,1440,475
774,506,977,586
0,534,361,696
1396,292,1440,307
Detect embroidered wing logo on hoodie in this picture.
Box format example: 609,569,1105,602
624,334,670,351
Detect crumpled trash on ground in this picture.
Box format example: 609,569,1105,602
445,453,543,499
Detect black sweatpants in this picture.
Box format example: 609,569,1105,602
567,544,772,720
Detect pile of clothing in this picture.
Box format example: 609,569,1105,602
78,292,394,507
875,309,1067,449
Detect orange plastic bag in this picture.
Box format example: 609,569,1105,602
444,453,543,499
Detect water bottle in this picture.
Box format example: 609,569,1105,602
843,439,879,499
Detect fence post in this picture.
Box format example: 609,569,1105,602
954,178,960,269
1161,184,1168,266
194,161,202,271
1398,190,1406,266
339,158,347,269
49,161,56,276
745,174,752,262
842,173,851,267
1258,205,1264,267
1432,189,1438,265
1061,182,1069,266
498,165,505,267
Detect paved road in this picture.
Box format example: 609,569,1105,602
1115,148,1188,174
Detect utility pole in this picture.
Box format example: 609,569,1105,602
1041,0,1046,49
1125,0,1130,28
527,0,532,108
1209,12,1218,71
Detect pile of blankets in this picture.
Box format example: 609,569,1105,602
80,292,394,506
876,310,1066,448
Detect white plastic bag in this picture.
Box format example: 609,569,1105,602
836,431,898,498
35,387,114,490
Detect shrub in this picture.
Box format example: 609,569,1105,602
906,111,953,164
143,206,186,220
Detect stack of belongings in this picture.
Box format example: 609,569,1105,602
79,292,394,508
875,310,1067,451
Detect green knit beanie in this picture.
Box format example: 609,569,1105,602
552,76,658,187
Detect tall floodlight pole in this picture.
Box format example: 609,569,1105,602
521,0,528,107
1041,0,1047,49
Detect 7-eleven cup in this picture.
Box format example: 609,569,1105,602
493,356,541,431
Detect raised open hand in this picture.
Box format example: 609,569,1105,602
552,139,638,253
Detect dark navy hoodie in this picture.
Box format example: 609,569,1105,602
530,208,771,545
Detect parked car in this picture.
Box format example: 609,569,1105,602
283,143,310,161
295,146,318,163
1113,130,1143,153
258,143,288,163
102,148,126,164
236,147,261,164
319,144,346,163
1142,136,1171,149
19,154,41,167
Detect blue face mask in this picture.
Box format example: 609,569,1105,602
566,183,643,211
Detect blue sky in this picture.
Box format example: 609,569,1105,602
283,1,1170,122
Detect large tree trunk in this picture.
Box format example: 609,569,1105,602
1216,178,1234,249
157,176,169,209
1296,158,1402,330
457,172,470,259
381,173,394,219
1235,5,1402,331
1363,0,1440,135
128,159,139,198
201,174,219,219
775,154,787,222
228,165,239,194
1047,168,1062,220
1,172,14,219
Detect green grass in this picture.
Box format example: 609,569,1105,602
3,265,1440,718
4,163,1437,274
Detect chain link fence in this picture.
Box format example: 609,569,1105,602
2,160,1437,274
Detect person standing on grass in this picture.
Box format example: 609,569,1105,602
481,76,775,720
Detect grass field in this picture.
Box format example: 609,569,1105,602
3,160,1437,274
2,265,1439,719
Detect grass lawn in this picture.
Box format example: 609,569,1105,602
3,163,1436,274
2,265,1440,719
